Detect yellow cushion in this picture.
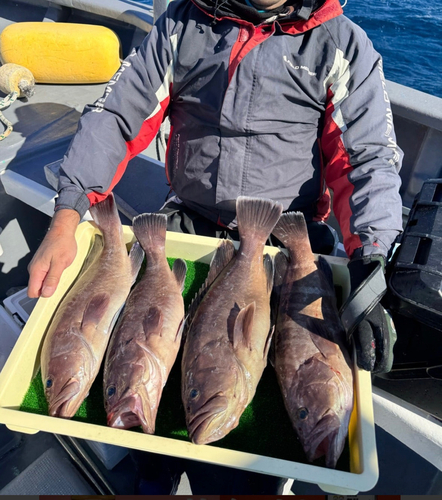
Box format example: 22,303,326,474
0,22,122,84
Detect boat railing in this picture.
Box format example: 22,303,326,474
387,80,442,208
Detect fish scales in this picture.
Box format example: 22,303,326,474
104,212,186,433
41,193,143,418
271,211,354,469
182,196,283,445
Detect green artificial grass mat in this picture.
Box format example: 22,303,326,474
19,257,350,472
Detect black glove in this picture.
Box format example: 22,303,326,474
340,254,397,374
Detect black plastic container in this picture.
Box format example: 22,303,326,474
388,178,442,332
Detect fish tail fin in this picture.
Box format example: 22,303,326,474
272,212,313,257
236,196,283,245
89,193,121,237
132,213,167,255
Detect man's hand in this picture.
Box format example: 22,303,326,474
28,209,80,298
340,254,397,374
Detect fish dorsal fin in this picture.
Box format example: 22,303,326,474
207,240,236,285
233,302,256,352
172,258,187,292
271,251,289,320
263,253,274,294
81,233,104,272
263,324,275,360
81,293,111,330
129,241,145,284
185,240,235,332
142,306,164,338
174,315,186,343
317,255,334,290
273,251,289,288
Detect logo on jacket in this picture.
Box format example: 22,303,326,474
93,48,137,113
283,55,316,76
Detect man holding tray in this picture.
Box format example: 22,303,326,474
27,0,403,492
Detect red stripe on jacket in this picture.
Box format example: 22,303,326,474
314,138,332,222
322,88,362,257
87,96,170,206
228,25,274,83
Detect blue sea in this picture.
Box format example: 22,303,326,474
135,0,442,98
344,0,442,98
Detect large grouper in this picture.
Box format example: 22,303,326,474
182,196,283,445
103,213,187,433
271,212,354,468
41,193,144,418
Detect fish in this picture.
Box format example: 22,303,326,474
271,212,354,468
103,213,187,433
182,196,283,445
40,193,144,418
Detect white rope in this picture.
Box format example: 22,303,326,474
0,91,17,141
341,0,348,7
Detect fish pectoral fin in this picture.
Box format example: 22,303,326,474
233,302,256,352
172,258,187,292
142,306,164,338
129,241,145,284
81,293,111,330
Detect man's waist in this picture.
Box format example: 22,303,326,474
173,196,318,228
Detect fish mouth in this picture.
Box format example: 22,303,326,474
107,393,154,434
188,393,229,445
49,379,81,418
303,411,343,468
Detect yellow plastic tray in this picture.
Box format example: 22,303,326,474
0,222,378,494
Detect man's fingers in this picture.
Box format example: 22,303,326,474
28,265,48,298
41,261,67,298
354,321,376,372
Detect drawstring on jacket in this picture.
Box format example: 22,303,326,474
298,0,314,19
211,0,230,24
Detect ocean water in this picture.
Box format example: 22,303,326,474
134,0,442,98
343,0,442,98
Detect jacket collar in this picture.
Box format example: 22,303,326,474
191,0,343,31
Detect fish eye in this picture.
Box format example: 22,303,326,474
297,407,309,420
190,389,199,399
107,386,116,397
46,379,53,389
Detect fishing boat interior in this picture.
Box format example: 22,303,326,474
0,0,442,495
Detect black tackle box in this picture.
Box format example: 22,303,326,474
387,178,442,332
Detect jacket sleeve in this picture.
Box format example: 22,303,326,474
55,9,178,218
321,25,403,258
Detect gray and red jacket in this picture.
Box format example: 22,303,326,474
56,0,403,258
